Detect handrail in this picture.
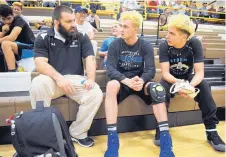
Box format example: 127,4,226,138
156,13,168,45
146,5,226,16
190,18,199,32
208,0,217,5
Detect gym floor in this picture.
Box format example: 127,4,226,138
0,121,225,157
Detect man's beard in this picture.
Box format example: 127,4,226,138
58,23,77,42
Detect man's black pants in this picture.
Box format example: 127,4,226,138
160,75,219,129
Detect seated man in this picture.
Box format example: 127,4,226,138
158,14,225,152
0,4,35,72
30,6,103,147
199,2,209,18
98,21,121,68
12,2,30,26
75,6,97,40
104,11,175,157
159,8,171,31
42,0,56,7
75,6,98,55
88,9,101,32
33,18,52,31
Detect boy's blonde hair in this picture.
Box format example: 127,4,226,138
120,11,143,28
12,2,23,9
168,14,195,39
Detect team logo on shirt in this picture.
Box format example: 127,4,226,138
119,51,142,70
171,62,189,70
170,61,190,76
70,40,78,48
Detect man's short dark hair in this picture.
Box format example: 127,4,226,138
0,4,13,18
52,5,73,21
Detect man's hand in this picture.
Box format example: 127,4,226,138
178,90,189,98
83,79,95,90
2,24,9,34
176,80,196,99
131,76,144,91
121,78,134,89
56,77,75,95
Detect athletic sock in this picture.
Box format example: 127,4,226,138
158,121,169,132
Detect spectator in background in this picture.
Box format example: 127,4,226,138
43,0,56,7
147,0,159,13
75,6,98,55
88,9,102,32
26,0,39,7
167,2,174,14
12,2,30,26
90,0,101,10
75,6,96,40
159,8,171,31
158,0,167,14
173,0,186,15
0,4,35,72
217,6,224,19
60,1,71,7
187,1,198,17
6,0,21,6
33,18,52,32
208,4,216,18
98,21,121,68
0,0,7,5
123,0,139,11
199,2,209,18
157,1,167,14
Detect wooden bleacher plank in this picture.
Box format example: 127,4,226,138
0,69,224,125
23,7,54,17
203,39,225,44
168,95,196,112
204,48,225,58
195,87,225,109
155,56,160,69
14,96,71,121
202,43,225,49
0,97,15,126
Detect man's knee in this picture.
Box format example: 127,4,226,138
1,41,17,54
30,75,53,94
1,41,11,51
146,82,166,104
106,80,120,95
92,84,104,103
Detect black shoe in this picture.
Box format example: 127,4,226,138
207,131,225,152
154,127,160,146
71,136,94,147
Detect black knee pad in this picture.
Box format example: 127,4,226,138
147,82,166,104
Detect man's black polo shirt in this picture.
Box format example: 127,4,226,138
34,27,94,75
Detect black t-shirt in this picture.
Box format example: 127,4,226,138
34,28,94,75
159,37,204,79
107,38,156,83
0,16,35,44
